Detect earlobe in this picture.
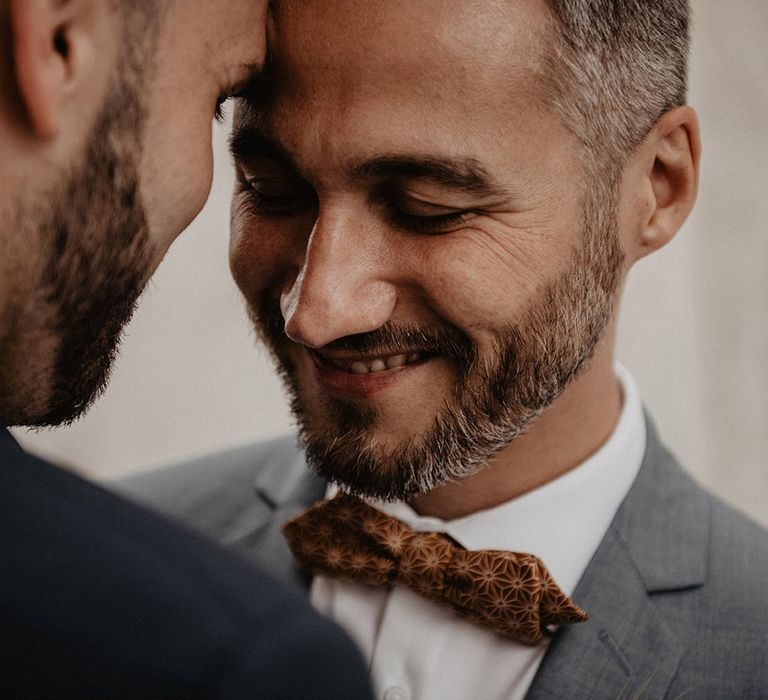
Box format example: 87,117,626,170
638,105,701,258
9,0,72,138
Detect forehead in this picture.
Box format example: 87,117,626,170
244,0,560,172
158,0,266,76
164,0,265,40
273,0,550,79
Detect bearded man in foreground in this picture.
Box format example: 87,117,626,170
0,0,372,696
120,1,768,697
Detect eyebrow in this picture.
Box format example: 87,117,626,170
229,128,299,172
229,126,510,199
353,156,509,198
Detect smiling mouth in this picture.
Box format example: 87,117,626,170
312,350,427,375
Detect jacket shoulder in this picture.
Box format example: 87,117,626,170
630,433,768,695
662,490,768,697
112,434,313,544
703,492,768,618
1,442,371,698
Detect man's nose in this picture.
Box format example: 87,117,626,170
281,211,397,349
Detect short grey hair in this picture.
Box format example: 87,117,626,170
544,0,690,174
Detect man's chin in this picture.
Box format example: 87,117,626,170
27,324,125,428
298,416,458,502
30,368,112,428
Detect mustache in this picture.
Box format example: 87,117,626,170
256,296,475,370
324,324,473,366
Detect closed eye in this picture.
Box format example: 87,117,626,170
242,176,316,216
234,155,316,216
385,206,474,234
376,189,477,234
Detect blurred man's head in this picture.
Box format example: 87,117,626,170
230,0,699,505
0,0,266,426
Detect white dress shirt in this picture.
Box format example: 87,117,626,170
311,364,646,700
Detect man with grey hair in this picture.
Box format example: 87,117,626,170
122,0,768,697
0,0,372,696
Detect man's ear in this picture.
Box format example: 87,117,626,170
631,105,701,261
8,0,112,139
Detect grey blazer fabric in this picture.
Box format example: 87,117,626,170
117,418,768,698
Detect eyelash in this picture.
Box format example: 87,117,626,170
241,179,474,233
215,83,249,124
385,206,473,234
214,96,228,124
376,190,473,234
245,183,316,216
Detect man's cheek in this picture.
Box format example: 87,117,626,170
229,218,268,296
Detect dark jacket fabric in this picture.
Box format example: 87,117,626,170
0,427,372,699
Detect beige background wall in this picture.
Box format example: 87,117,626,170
11,1,768,526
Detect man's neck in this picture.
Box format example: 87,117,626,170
409,342,622,520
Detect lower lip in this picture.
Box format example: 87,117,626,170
310,354,420,398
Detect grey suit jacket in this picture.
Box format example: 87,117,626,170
117,419,768,698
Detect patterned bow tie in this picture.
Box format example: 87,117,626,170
283,494,588,645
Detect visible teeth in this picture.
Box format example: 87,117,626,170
324,352,423,374
385,354,407,369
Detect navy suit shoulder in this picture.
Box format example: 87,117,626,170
1,430,371,699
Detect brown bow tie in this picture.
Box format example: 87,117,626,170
283,493,588,645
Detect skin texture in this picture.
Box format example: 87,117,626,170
0,0,267,426
230,0,700,519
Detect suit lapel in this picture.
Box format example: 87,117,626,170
527,418,709,698
526,525,686,698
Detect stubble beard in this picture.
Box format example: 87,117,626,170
256,178,624,501
5,61,153,428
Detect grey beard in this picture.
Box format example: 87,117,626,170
256,180,623,501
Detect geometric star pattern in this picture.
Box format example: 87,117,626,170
283,494,588,645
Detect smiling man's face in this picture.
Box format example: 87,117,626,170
230,0,625,500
